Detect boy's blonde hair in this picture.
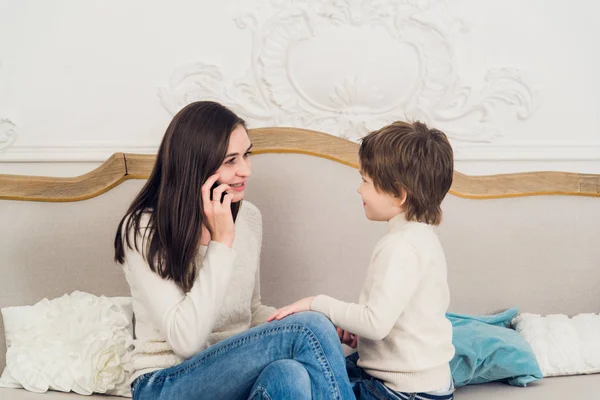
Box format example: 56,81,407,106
359,121,454,226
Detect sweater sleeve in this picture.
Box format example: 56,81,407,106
311,242,423,341
250,266,277,326
242,202,277,326
125,235,237,359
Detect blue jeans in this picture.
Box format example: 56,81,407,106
346,353,454,400
131,312,355,399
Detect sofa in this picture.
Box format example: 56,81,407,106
1,127,599,399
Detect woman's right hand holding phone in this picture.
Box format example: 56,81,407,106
201,173,235,248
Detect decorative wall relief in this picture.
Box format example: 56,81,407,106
0,119,17,154
158,0,539,143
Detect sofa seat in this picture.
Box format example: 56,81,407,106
456,374,599,399
0,388,124,399
3,375,599,400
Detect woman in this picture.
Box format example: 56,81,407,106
114,101,353,399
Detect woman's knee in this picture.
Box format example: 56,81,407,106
250,360,310,399
280,312,342,349
271,311,344,360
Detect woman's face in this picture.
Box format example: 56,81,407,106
215,125,253,203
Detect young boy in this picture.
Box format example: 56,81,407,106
268,121,456,399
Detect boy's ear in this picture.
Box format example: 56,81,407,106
395,188,408,207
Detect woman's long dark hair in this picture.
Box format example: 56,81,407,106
114,101,245,292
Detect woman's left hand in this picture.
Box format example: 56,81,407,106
267,297,315,322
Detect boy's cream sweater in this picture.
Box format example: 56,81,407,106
311,213,455,393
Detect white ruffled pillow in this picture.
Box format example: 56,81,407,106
512,313,600,377
0,291,134,397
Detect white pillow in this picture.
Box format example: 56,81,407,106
512,313,600,377
0,291,133,397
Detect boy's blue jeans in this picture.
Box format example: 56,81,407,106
131,311,354,399
346,352,454,400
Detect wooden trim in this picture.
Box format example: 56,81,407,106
0,128,598,202
0,153,127,202
452,171,600,199
124,154,156,179
250,127,359,168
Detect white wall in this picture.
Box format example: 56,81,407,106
1,0,599,176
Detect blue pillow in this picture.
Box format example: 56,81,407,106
447,308,543,387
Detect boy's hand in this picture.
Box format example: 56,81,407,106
336,326,358,348
267,297,315,322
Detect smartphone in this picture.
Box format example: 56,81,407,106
210,181,227,203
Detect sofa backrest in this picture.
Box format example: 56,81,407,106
1,127,599,371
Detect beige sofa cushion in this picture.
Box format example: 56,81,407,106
456,374,600,399
0,388,122,399
1,149,598,397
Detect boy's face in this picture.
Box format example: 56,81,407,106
357,169,405,222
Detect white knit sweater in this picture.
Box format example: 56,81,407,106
121,201,275,383
311,213,455,393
